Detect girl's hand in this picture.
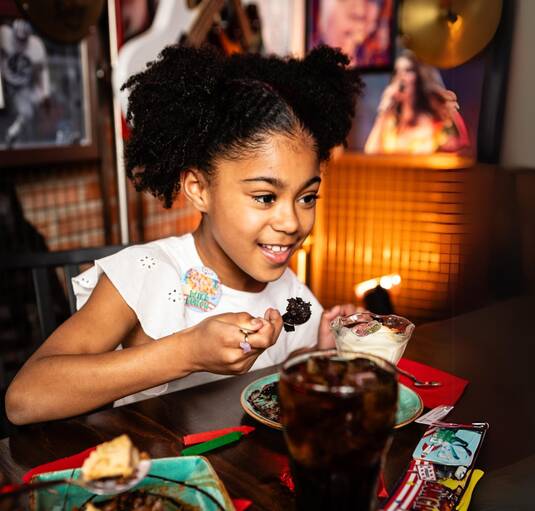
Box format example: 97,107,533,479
184,308,283,375
317,303,360,349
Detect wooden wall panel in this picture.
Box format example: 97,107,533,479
311,154,496,322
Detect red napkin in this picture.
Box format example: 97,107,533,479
232,498,252,510
22,447,95,483
397,358,469,409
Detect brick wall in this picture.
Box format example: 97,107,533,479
140,191,200,243
14,164,107,251
11,165,200,252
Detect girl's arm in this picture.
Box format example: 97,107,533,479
6,275,281,425
5,275,193,424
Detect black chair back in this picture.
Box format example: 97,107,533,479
0,245,124,340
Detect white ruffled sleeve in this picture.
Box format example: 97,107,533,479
72,243,186,340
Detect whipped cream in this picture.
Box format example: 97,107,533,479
331,316,413,364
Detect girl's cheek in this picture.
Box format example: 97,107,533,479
302,211,316,234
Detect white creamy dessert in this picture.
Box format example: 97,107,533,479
331,314,414,364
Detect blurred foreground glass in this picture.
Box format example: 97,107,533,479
331,312,415,364
279,349,398,511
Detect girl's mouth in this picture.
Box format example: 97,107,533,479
258,243,294,265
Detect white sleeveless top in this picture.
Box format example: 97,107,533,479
72,233,322,406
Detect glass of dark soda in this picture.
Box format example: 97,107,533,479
279,349,398,511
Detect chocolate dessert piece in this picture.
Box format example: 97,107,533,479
247,382,280,422
282,297,312,332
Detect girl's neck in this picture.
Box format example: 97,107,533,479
192,222,267,293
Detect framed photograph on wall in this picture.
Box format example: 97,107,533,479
307,0,395,70
0,4,98,167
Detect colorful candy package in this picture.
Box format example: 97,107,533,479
382,423,488,511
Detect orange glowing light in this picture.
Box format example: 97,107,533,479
355,274,402,298
296,249,307,283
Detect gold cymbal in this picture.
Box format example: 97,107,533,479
14,0,105,44
399,0,503,68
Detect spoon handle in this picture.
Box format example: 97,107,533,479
0,478,69,497
430,421,488,430
396,366,422,382
396,366,441,387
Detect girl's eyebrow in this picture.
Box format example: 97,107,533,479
240,176,284,187
299,176,322,191
240,176,322,191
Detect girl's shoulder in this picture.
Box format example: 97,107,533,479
72,234,196,339
97,233,197,273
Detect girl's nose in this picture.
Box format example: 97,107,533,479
271,203,299,234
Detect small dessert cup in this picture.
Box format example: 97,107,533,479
330,312,414,364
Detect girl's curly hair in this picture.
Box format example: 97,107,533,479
122,45,362,207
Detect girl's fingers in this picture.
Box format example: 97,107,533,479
264,308,283,337
238,316,279,351
219,309,282,356
217,312,263,333
322,305,341,321
241,330,274,350
338,303,358,316
323,303,358,322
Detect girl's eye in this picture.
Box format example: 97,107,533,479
253,194,276,205
299,193,319,206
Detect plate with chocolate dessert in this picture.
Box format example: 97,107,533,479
240,373,424,430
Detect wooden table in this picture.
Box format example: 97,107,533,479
1,295,534,510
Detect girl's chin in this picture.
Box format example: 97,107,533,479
247,264,288,285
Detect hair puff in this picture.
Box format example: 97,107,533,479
123,45,362,207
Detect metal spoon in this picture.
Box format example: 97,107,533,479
396,367,442,387
0,460,151,498
429,421,488,429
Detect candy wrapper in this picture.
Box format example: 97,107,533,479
382,423,488,511
330,312,414,364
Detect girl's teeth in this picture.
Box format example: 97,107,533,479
263,244,289,253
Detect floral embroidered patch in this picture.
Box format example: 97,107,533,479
181,267,222,312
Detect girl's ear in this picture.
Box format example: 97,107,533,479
181,169,210,212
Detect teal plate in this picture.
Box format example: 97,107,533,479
30,456,235,510
240,373,423,430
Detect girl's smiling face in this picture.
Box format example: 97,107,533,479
188,132,320,292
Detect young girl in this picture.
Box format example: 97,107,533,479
6,45,362,425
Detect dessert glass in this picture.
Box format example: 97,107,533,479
330,312,414,364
